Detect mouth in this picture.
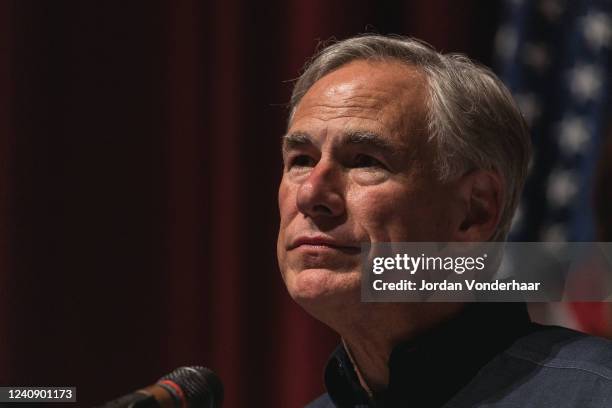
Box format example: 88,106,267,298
289,236,361,254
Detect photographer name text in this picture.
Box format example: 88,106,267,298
372,279,541,291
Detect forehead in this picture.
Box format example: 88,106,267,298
290,59,429,146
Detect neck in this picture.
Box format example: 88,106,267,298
342,337,388,392
339,302,465,392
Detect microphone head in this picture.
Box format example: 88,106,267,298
159,366,224,408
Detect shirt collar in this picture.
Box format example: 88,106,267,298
323,303,533,408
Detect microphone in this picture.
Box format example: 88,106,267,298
96,366,223,408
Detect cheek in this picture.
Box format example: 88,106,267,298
347,184,445,241
348,187,406,238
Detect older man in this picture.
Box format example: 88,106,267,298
277,35,612,407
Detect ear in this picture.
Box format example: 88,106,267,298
452,169,504,242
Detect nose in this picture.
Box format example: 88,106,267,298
296,160,345,218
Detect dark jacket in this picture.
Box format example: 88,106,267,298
307,303,612,408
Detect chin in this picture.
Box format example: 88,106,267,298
286,267,361,313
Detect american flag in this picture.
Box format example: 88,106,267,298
495,0,611,243
494,0,612,334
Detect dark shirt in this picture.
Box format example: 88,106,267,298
307,303,612,408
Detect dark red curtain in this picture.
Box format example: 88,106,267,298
0,1,500,406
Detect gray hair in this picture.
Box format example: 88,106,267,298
289,34,532,241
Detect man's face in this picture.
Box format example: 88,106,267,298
277,60,462,307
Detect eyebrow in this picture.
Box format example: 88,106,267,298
282,130,396,154
343,131,395,153
281,131,312,152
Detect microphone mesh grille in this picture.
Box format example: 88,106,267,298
160,366,223,408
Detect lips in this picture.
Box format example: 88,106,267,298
289,235,361,253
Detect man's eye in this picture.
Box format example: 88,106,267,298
353,154,385,169
288,155,315,168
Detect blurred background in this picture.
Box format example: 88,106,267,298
0,0,610,407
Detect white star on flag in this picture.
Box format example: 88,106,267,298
523,42,551,73
515,93,542,125
582,11,612,51
547,169,579,207
558,115,590,155
541,224,568,250
542,223,568,243
495,26,519,61
568,63,603,101
539,0,564,22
